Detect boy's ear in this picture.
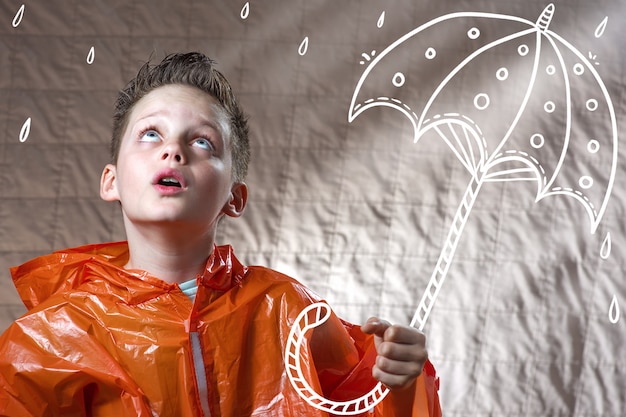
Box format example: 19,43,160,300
222,182,248,218
100,164,120,202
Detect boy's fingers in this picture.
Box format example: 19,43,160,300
373,344,427,389
361,317,391,337
377,339,427,362
380,325,426,345
363,318,426,346
376,355,425,376
373,369,418,390
363,318,429,389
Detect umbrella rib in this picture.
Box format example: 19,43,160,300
483,167,538,181
448,121,475,171
434,123,474,174
462,123,479,172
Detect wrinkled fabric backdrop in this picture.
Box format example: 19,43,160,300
1,1,625,415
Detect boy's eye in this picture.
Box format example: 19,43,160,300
192,137,213,150
139,129,160,142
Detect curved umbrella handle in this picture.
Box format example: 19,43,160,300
285,302,389,415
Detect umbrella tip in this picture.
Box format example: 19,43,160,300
536,3,555,32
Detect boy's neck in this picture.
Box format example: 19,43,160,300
123,222,216,285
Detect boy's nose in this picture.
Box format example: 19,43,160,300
160,142,186,163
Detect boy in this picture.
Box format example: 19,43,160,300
0,52,440,416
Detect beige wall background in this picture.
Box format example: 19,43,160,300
1,1,625,415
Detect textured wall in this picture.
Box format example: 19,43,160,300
1,1,625,415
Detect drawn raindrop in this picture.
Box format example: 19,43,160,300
86,46,95,65
19,117,31,143
377,11,385,28
240,2,250,20
600,232,611,259
298,36,309,56
594,16,608,38
12,4,25,28
608,294,620,324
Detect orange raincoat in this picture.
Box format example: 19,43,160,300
0,242,440,416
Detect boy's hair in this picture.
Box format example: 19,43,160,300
111,52,250,182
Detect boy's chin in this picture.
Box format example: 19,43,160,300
126,214,216,231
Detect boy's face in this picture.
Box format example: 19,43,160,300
100,84,247,234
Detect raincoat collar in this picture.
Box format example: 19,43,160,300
11,241,247,310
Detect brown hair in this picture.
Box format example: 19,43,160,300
111,52,250,182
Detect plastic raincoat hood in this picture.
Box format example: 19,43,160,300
0,241,440,416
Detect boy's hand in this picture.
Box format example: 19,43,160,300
361,318,427,390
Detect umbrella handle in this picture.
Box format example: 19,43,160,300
411,174,484,330
285,302,390,415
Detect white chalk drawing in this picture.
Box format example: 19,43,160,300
600,232,611,259
594,16,608,38
359,50,377,66
19,117,31,143
377,11,385,29
285,4,619,412
298,36,309,56
284,302,389,414
240,2,250,20
12,4,25,28
609,294,620,324
87,46,95,65
347,3,618,330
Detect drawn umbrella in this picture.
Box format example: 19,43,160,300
284,4,618,414
347,3,618,330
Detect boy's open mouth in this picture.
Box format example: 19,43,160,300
153,169,187,190
158,177,182,187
